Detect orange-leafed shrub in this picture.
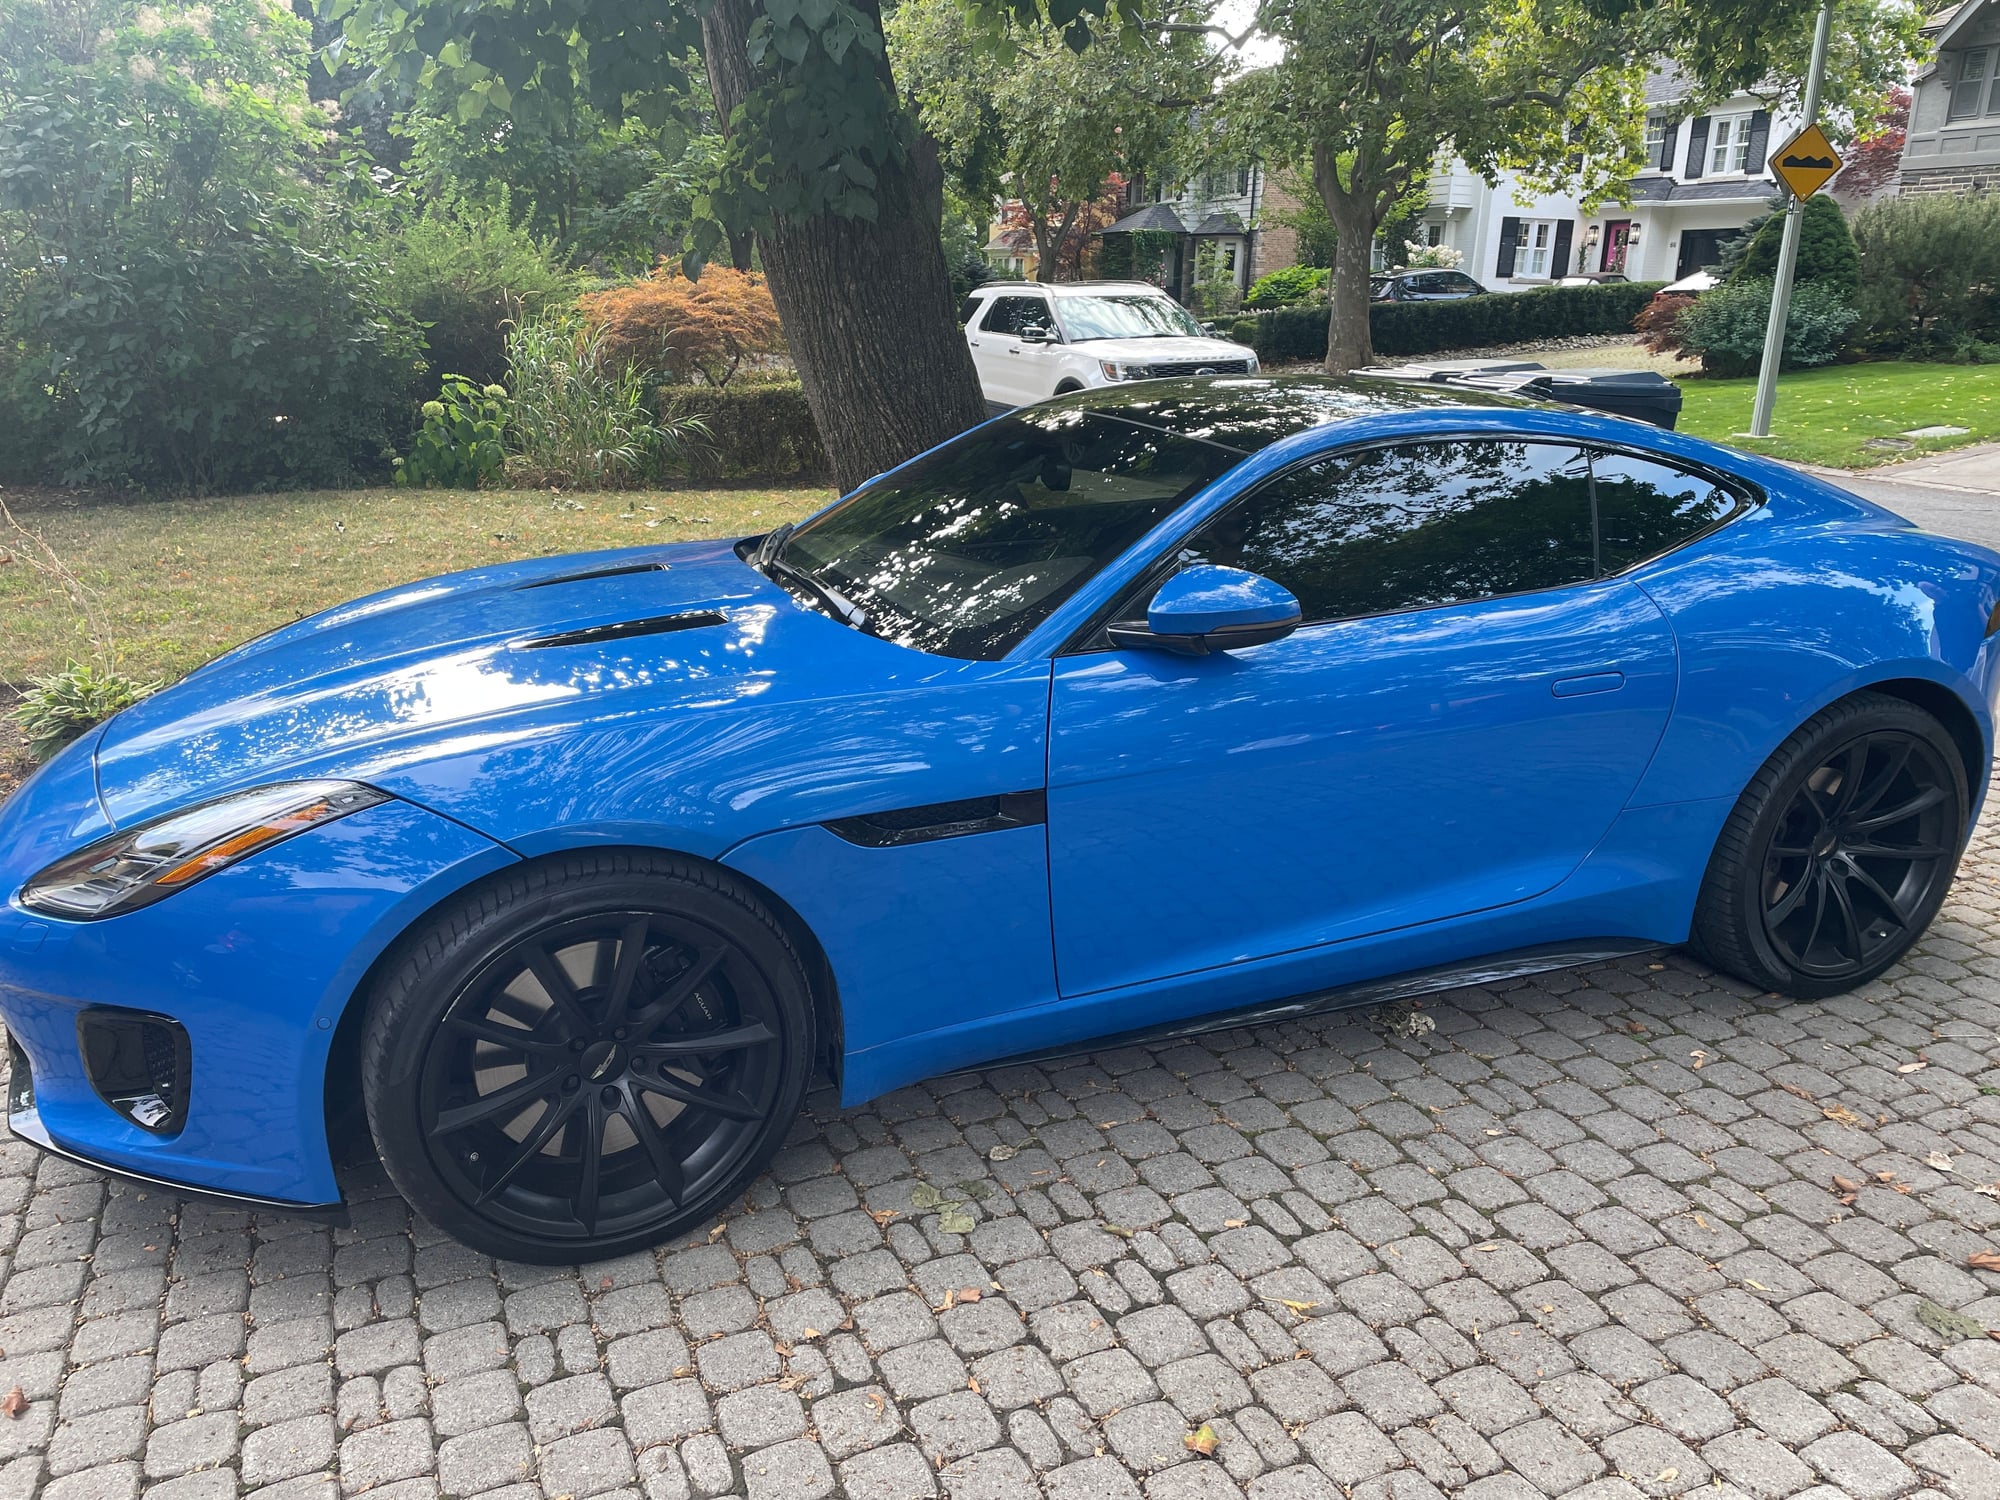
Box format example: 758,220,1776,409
578,264,786,387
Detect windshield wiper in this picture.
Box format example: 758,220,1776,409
753,526,873,633
755,521,795,569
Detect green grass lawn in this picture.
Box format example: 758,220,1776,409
1,483,833,697
1675,361,2000,469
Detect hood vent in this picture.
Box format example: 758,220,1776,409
515,561,667,590
515,610,727,651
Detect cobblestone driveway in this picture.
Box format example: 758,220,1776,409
5,813,2000,1500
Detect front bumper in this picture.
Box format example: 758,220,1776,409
0,796,516,1206
6,1034,348,1219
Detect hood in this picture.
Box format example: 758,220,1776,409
1066,335,1256,364
89,540,814,826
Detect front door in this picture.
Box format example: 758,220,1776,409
1045,438,1681,998
968,294,1058,408
1602,221,1632,273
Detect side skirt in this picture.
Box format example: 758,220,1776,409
949,938,1663,1075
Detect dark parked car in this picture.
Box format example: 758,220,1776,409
1369,269,1489,302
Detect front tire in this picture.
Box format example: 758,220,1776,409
1691,691,1969,998
362,852,815,1263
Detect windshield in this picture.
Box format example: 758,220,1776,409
1055,293,1207,342
783,409,1238,659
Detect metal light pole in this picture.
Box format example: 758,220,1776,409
1748,0,1836,437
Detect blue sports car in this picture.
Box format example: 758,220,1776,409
4,376,1997,1261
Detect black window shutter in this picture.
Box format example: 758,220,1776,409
1656,119,1678,172
1745,110,1772,175
1496,217,1522,278
1552,221,1575,277
1685,116,1710,178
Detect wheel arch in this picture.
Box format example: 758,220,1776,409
321,843,845,1161
1053,378,1086,393
1861,675,1991,815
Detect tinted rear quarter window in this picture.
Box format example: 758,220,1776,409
1590,452,1739,571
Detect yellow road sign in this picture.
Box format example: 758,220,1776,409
1771,123,1843,201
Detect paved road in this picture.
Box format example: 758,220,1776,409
1805,442,2000,552
3,828,2000,1498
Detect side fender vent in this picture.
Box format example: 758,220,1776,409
515,611,727,651
826,791,1046,848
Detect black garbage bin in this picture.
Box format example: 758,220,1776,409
1357,360,1684,430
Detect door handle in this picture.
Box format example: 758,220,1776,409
1552,671,1625,698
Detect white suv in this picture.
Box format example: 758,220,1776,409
960,281,1260,411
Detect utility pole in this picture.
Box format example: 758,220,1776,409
1748,0,1836,437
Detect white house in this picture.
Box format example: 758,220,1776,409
1411,67,1803,287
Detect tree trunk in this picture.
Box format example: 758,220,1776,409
1314,147,1379,373
702,0,987,491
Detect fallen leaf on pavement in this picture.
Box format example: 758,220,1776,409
1897,1061,1929,1073
1928,1152,1954,1171
1823,1104,1863,1126
1875,1171,1898,1183
933,1290,958,1313
866,1392,887,1414
1690,1050,1708,1069
1832,1175,1862,1194
1224,1218,1248,1228
1780,1084,1815,1101
1968,1250,2000,1272
987,1144,1018,1162
960,1288,982,1302
1276,1299,1320,1314
1103,1223,1135,1239
869,1209,900,1225
1656,1469,1679,1484
1185,1425,1219,1456
0,1389,23,1419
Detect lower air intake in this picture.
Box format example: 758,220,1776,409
76,1009,191,1135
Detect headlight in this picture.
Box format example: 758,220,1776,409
1099,360,1147,382
20,781,390,920
1245,353,1261,373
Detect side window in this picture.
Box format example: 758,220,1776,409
1182,440,1596,624
1590,452,1738,571
981,296,1053,337
959,296,984,326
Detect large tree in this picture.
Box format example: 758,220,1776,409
886,0,1215,282
1228,0,1647,372
330,0,1009,488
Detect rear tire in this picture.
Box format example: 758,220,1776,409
1691,691,1969,998
362,851,814,1263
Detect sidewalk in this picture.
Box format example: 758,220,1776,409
1802,442,2000,551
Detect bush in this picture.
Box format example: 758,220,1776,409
1731,195,1860,301
384,195,577,392
1851,193,2000,357
1,228,420,492
1245,265,1329,309
13,661,158,761
579,264,786,386
395,376,509,488
1674,278,1858,376
1236,281,1666,363
658,379,828,481
503,317,700,488
1633,293,1698,356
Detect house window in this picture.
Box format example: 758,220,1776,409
1220,242,1240,277
1643,112,1670,167
1949,48,1998,121
1519,219,1556,277
1237,168,1252,196
1708,114,1751,174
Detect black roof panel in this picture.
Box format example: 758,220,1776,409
1031,374,1526,454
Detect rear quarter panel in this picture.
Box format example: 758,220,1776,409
1628,470,2000,811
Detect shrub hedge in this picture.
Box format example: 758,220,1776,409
658,379,828,481
1237,281,1666,363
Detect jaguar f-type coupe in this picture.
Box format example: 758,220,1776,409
4,377,1997,1261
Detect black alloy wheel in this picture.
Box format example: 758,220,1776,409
364,854,814,1262
1693,691,1969,999
1758,730,1957,980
